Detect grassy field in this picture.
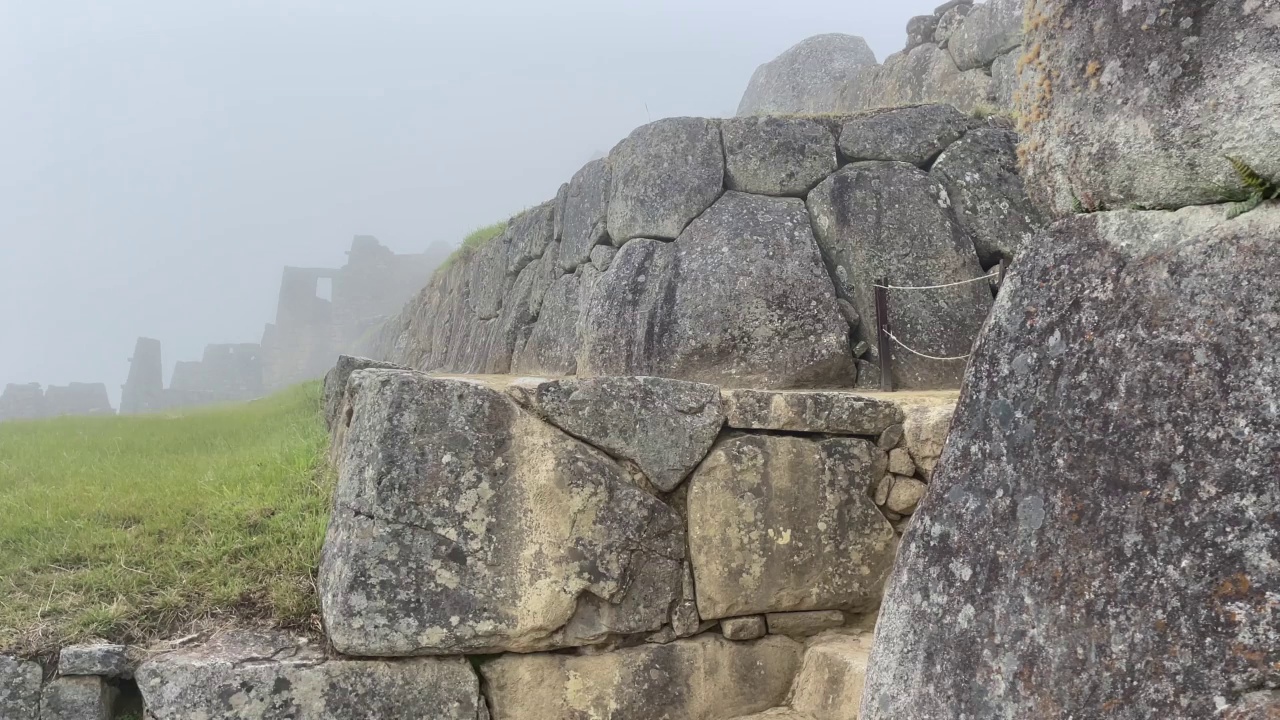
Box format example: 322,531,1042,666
0,382,330,656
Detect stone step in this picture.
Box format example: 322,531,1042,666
732,632,874,720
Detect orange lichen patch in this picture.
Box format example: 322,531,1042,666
1215,573,1252,601
1085,60,1102,78
1234,644,1268,666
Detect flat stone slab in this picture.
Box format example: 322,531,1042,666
136,631,486,720
482,635,803,720
789,634,873,720
721,388,904,436
58,643,133,678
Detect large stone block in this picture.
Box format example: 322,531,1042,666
137,631,485,720
838,104,974,168
1019,0,1280,215
58,643,133,678
0,656,42,720
862,205,1280,719
839,44,993,114
559,158,611,270
946,0,1023,71
788,634,873,720
505,203,556,277
931,127,1043,268
807,161,992,389
37,677,114,720
722,117,838,197
688,434,896,619
737,34,878,116
482,635,804,720
319,369,685,655
510,267,593,376
606,118,724,243
322,355,406,431
465,233,510,321
721,388,903,435
507,376,724,492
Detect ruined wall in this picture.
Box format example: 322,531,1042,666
119,339,265,414
375,106,1040,391
0,382,115,423
261,236,445,391
737,0,1025,117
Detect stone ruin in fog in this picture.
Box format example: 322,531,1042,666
0,382,114,422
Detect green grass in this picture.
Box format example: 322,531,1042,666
437,220,508,273
0,382,331,656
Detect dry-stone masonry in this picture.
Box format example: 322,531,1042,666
375,107,1035,391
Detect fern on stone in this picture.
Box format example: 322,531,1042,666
1223,156,1279,219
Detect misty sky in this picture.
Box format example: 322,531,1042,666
0,0,939,403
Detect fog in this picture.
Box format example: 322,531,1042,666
0,0,937,404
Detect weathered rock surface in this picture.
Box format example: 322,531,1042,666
737,34,878,116
765,611,846,639
947,0,1023,71
931,127,1042,267
906,15,940,50
788,634,873,720
722,117,838,197
720,388,903,435
841,44,992,114
466,231,510,321
559,158,611,270
588,244,616,272
319,369,685,655
506,375,724,492
322,355,406,431
607,118,724,243
721,616,768,641
688,434,895,619
137,631,486,719
885,476,927,515
808,162,992,389
933,4,971,47
1019,0,1280,215
511,267,592,376
58,643,133,678
506,203,555,277
990,49,1020,110
37,677,114,720
1225,691,1280,720
900,400,955,479
582,192,855,388
862,205,1280,719
482,635,804,720
0,656,42,720
838,104,973,168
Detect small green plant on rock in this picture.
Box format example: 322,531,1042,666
1221,156,1279,219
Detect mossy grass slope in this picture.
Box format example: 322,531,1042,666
0,382,331,656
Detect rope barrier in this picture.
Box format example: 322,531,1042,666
883,330,973,362
872,270,1000,291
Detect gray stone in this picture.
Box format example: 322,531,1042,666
722,117,838,197
553,182,569,241
873,475,893,507
688,434,895,619
506,202,555,276
606,118,724,243
559,158,611,270
137,631,485,719
836,298,860,329
887,448,916,477
933,0,973,15
878,424,905,450
788,633,873,720
319,370,684,655
933,4,972,47
465,232,510,320
588,244,616,272
989,49,1020,110
730,708,809,720
931,127,1042,268
737,34,878,116
38,677,114,720
0,656,41,720
582,192,855,388
510,268,593,376
765,610,846,638
482,635,804,720
838,104,974,168
885,476,927,515
1019,0,1280,215
506,375,724,492
721,388,903,435
901,401,955,479
861,205,1280,719
839,44,993,114
947,0,1023,71
1224,691,1280,720
906,15,940,51
322,355,406,431
721,616,767,641
58,643,133,678
807,162,993,390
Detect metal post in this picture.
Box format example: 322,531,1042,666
997,258,1008,292
874,278,894,392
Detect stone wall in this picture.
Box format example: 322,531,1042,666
260,236,447,391
0,382,114,423
119,338,265,415
374,106,1040,392
737,0,1026,117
